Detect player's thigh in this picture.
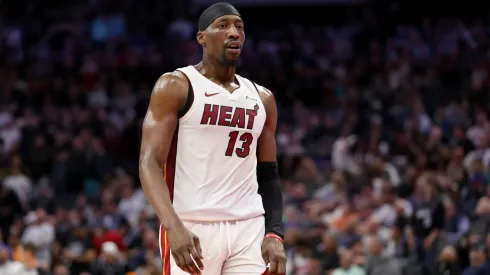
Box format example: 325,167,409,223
222,216,267,274
169,250,224,275
160,222,226,275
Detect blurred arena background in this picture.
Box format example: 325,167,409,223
2,0,490,274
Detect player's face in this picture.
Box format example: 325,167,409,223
200,15,245,67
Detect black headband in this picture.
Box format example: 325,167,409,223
198,3,241,32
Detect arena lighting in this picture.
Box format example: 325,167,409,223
195,0,365,6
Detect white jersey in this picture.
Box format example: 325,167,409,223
163,65,266,221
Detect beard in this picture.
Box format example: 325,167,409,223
220,51,240,67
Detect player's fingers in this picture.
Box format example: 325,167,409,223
183,250,201,274
271,252,287,275
172,252,188,272
277,257,286,275
193,235,204,259
261,250,270,264
178,252,194,274
190,247,204,270
268,256,278,274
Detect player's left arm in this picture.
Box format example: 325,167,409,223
256,86,286,275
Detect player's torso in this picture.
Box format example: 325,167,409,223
169,65,266,221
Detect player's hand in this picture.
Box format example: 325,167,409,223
261,236,286,275
167,226,204,274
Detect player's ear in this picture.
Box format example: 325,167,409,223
197,31,205,47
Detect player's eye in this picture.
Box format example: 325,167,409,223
236,25,244,30
219,23,227,29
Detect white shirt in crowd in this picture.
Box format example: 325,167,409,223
371,199,413,227
21,221,55,266
3,173,32,206
0,123,21,154
0,261,40,275
117,188,151,228
0,261,25,275
463,148,490,173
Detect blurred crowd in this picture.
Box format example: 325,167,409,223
2,0,490,275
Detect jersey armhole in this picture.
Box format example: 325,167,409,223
251,81,260,94
178,72,194,118
250,80,268,114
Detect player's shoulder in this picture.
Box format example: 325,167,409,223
251,81,277,119
254,82,274,98
242,77,274,103
154,71,189,92
255,84,275,110
149,71,189,110
151,71,189,100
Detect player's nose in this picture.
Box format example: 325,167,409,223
227,26,239,39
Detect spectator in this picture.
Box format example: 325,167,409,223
462,245,490,275
90,241,132,275
468,197,490,237
2,156,31,208
20,243,50,275
0,244,23,274
443,197,470,243
0,181,23,242
304,256,324,275
410,176,445,272
332,250,365,275
332,135,362,176
0,115,21,155
133,249,160,275
402,227,424,275
116,176,149,229
370,181,412,230
365,236,403,275
30,179,56,215
62,226,96,274
384,223,409,258
21,209,55,267
317,233,340,274
128,228,159,268
435,245,460,275
313,170,347,206
92,222,126,256
52,262,70,275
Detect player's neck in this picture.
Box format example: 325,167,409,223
199,58,236,84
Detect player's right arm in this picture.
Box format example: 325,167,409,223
139,72,203,274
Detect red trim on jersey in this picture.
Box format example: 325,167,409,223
160,227,171,275
175,70,194,118
165,125,178,201
161,126,179,275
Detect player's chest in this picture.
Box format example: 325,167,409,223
190,90,266,134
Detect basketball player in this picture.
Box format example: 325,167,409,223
139,3,286,275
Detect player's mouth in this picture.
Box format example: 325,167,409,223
226,41,241,54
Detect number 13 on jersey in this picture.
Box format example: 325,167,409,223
225,131,253,158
